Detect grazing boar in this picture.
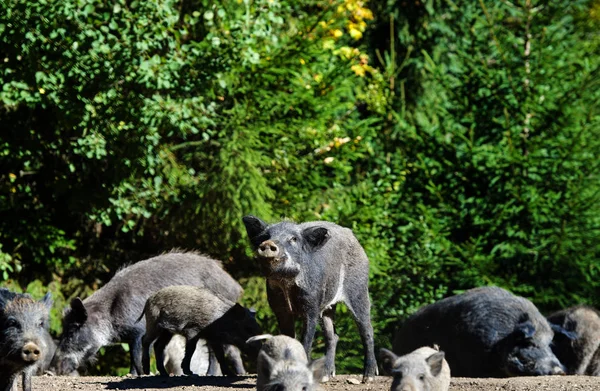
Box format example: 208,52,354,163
379,346,450,391
248,334,325,391
547,305,600,375
50,251,244,376
139,285,261,376
393,286,565,377
243,216,378,383
0,289,53,391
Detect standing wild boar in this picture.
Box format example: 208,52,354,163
393,286,565,377
547,305,600,375
50,251,244,376
379,346,450,391
248,334,325,391
139,285,261,376
243,216,378,383
0,289,53,391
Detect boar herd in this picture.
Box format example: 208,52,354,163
1,215,599,391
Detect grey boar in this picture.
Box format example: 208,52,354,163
379,346,450,391
0,289,52,391
50,251,244,376
248,334,325,391
139,285,261,376
547,305,600,375
243,216,378,383
393,286,565,377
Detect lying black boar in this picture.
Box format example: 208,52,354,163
393,286,565,377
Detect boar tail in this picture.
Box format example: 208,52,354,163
135,303,148,324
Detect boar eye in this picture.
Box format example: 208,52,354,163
419,374,425,381
289,236,297,243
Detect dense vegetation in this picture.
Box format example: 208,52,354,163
1,0,599,374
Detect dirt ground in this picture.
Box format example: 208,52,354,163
31,374,600,391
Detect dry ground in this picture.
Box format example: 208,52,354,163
31,374,600,391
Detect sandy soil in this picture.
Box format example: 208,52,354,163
30,374,600,391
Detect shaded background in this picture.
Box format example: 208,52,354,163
1,0,599,374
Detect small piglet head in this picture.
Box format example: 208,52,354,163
499,314,566,376
221,304,262,356
0,293,52,370
50,298,98,376
243,216,330,278
260,351,325,391
380,347,449,391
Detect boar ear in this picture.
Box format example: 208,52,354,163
302,226,329,249
550,323,578,341
310,356,326,382
243,216,268,241
70,298,88,324
40,292,53,309
426,351,445,377
514,320,536,340
379,348,399,375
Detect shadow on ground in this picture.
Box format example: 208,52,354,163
104,376,256,390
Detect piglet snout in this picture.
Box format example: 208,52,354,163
21,342,41,363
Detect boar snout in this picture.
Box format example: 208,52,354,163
22,342,41,363
258,240,281,259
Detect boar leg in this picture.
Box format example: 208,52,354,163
142,327,161,375
154,331,173,376
206,346,220,376
129,331,144,376
182,335,201,376
301,309,320,358
347,288,378,383
320,306,339,382
209,341,235,377
22,369,32,391
224,344,245,375
267,284,296,337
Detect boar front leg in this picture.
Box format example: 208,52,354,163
267,283,296,337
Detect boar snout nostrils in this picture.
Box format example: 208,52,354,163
22,342,42,363
258,240,280,259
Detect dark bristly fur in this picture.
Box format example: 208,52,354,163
243,216,378,383
50,251,243,376
393,286,565,378
0,289,53,391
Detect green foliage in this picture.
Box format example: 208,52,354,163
1,0,599,376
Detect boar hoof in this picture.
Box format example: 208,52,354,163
361,375,375,383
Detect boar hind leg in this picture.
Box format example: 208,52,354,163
142,327,161,375
154,331,173,376
209,341,235,377
224,344,245,375
206,347,220,376
130,332,144,376
346,289,378,383
22,369,32,391
182,335,202,376
320,306,339,382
